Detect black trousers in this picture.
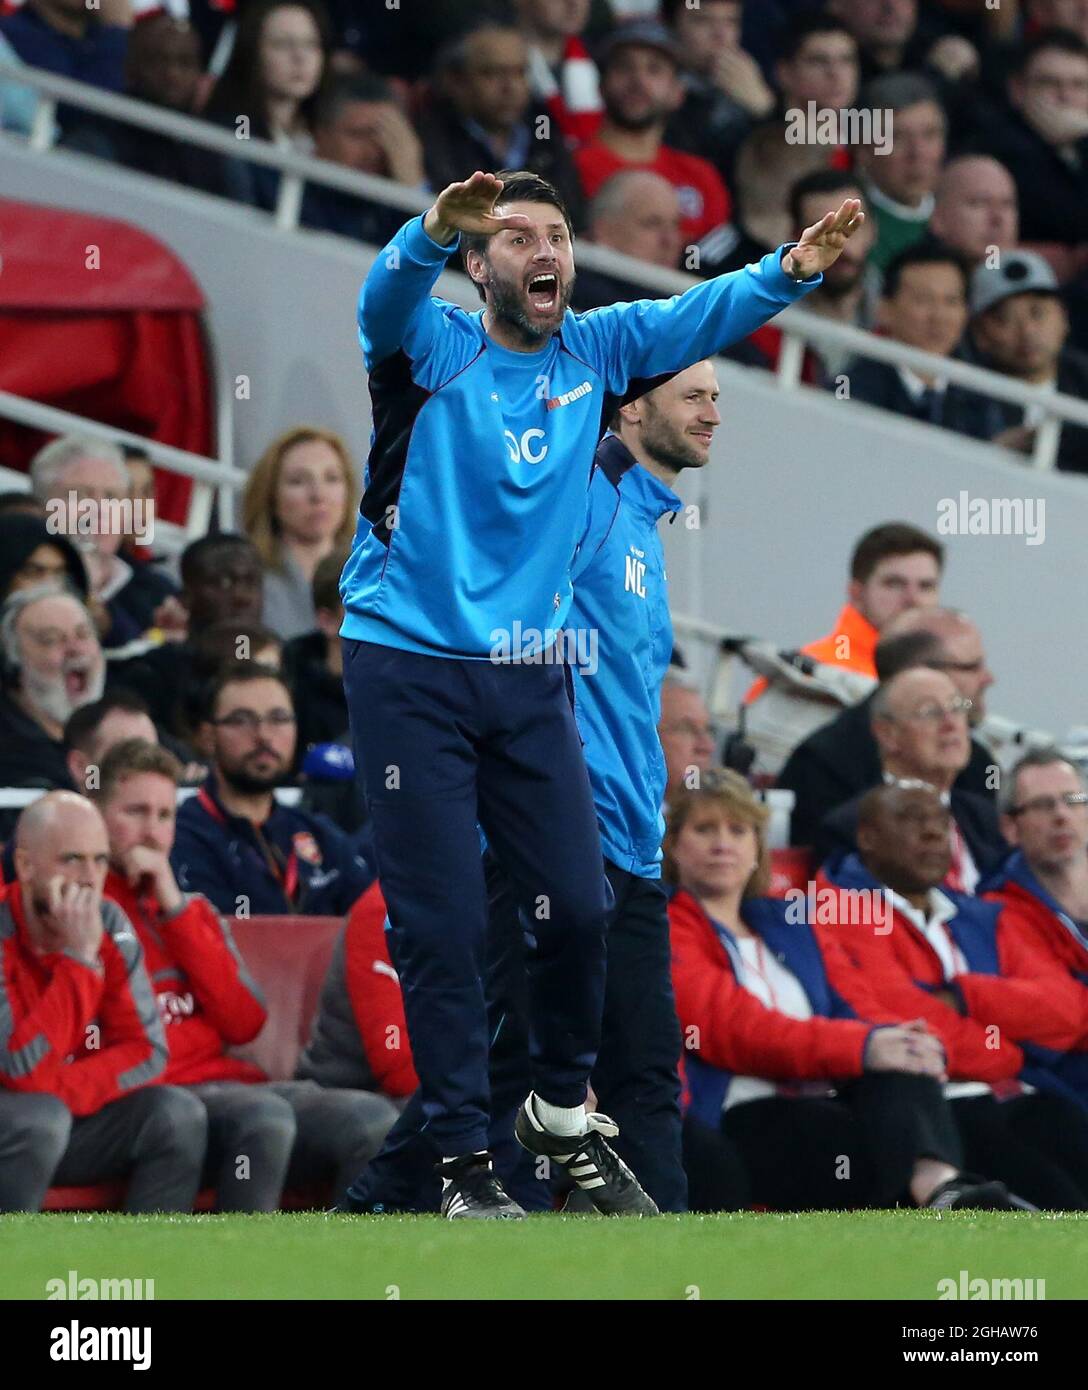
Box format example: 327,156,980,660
343,639,609,1157
344,856,688,1212
950,1092,1088,1210
690,1073,963,1212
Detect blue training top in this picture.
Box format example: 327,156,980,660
341,213,819,659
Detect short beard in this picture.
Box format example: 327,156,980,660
221,764,286,796
486,264,573,347
606,105,668,134
640,411,709,476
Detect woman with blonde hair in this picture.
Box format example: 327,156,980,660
666,768,1030,1212
243,426,356,640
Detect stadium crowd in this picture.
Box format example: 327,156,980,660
2,0,1087,467
3,1,1088,1215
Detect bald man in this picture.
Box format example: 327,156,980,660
816,668,1007,882
929,156,1019,267
780,608,998,852
816,782,1088,1210
0,792,206,1212
574,170,685,310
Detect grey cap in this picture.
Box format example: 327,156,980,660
596,19,681,71
970,250,1060,318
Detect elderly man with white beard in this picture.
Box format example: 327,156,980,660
0,583,107,799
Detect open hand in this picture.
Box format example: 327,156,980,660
782,198,866,280
424,171,533,246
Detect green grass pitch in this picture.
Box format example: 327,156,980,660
2,1211,1085,1300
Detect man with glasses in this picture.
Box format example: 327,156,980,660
817,668,1008,884
983,749,1088,992
659,674,718,803
171,663,374,916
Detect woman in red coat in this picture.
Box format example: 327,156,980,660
667,769,1030,1211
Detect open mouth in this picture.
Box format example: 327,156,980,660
526,273,559,313
64,668,89,700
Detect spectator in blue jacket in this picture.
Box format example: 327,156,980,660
0,0,127,96
171,662,373,917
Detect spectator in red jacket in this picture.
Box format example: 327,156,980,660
512,0,602,146
983,748,1088,1002
297,879,418,1100
817,781,1088,1208
95,736,399,1210
575,20,732,257
666,769,1028,1211
0,791,206,1212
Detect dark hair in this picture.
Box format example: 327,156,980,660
788,167,862,235
63,689,153,753
1012,26,1088,77
850,522,944,584
460,169,573,302
1002,745,1083,815
873,629,945,683
0,491,44,517
314,72,395,129
777,11,856,65
204,0,333,140
312,550,347,613
882,239,969,300
199,659,292,725
191,619,283,675
179,533,259,589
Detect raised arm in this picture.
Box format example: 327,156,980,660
359,171,532,370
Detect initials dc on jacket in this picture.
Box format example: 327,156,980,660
340,214,819,661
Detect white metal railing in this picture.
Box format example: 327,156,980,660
0,390,249,544
0,785,303,810
4,62,1088,474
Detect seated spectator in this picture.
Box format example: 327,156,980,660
241,426,355,641
968,251,1088,473
855,72,946,273
661,0,774,185
984,748,1088,984
301,74,425,244
0,513,88,606
512,0,602,146
818,782,1088,1209
171,662,374,915
827,0,942,83
95,738,398,1209
28,436,177,650
283,550,348,753
818,667,1007,883
666,770,1025,1212
0,584,105,795
973,28,1088,247
658,671,716,804
572,170,683,310
297,879,418,1100
108,533,264,735
779,607,998,850
576,20,732,257
0,791,205,1213
747,520,944,703
773,11,860,123
62,14,224,194
0,0,127,104
183,619,284,749
419,21,586,231
843,241,999,440
203,0,331,211
61,686,205,794
782,168,879,383
928,155,1020,268
706,118,827,279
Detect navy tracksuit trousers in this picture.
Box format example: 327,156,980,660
342,639,611,1157
342,855,689,1214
